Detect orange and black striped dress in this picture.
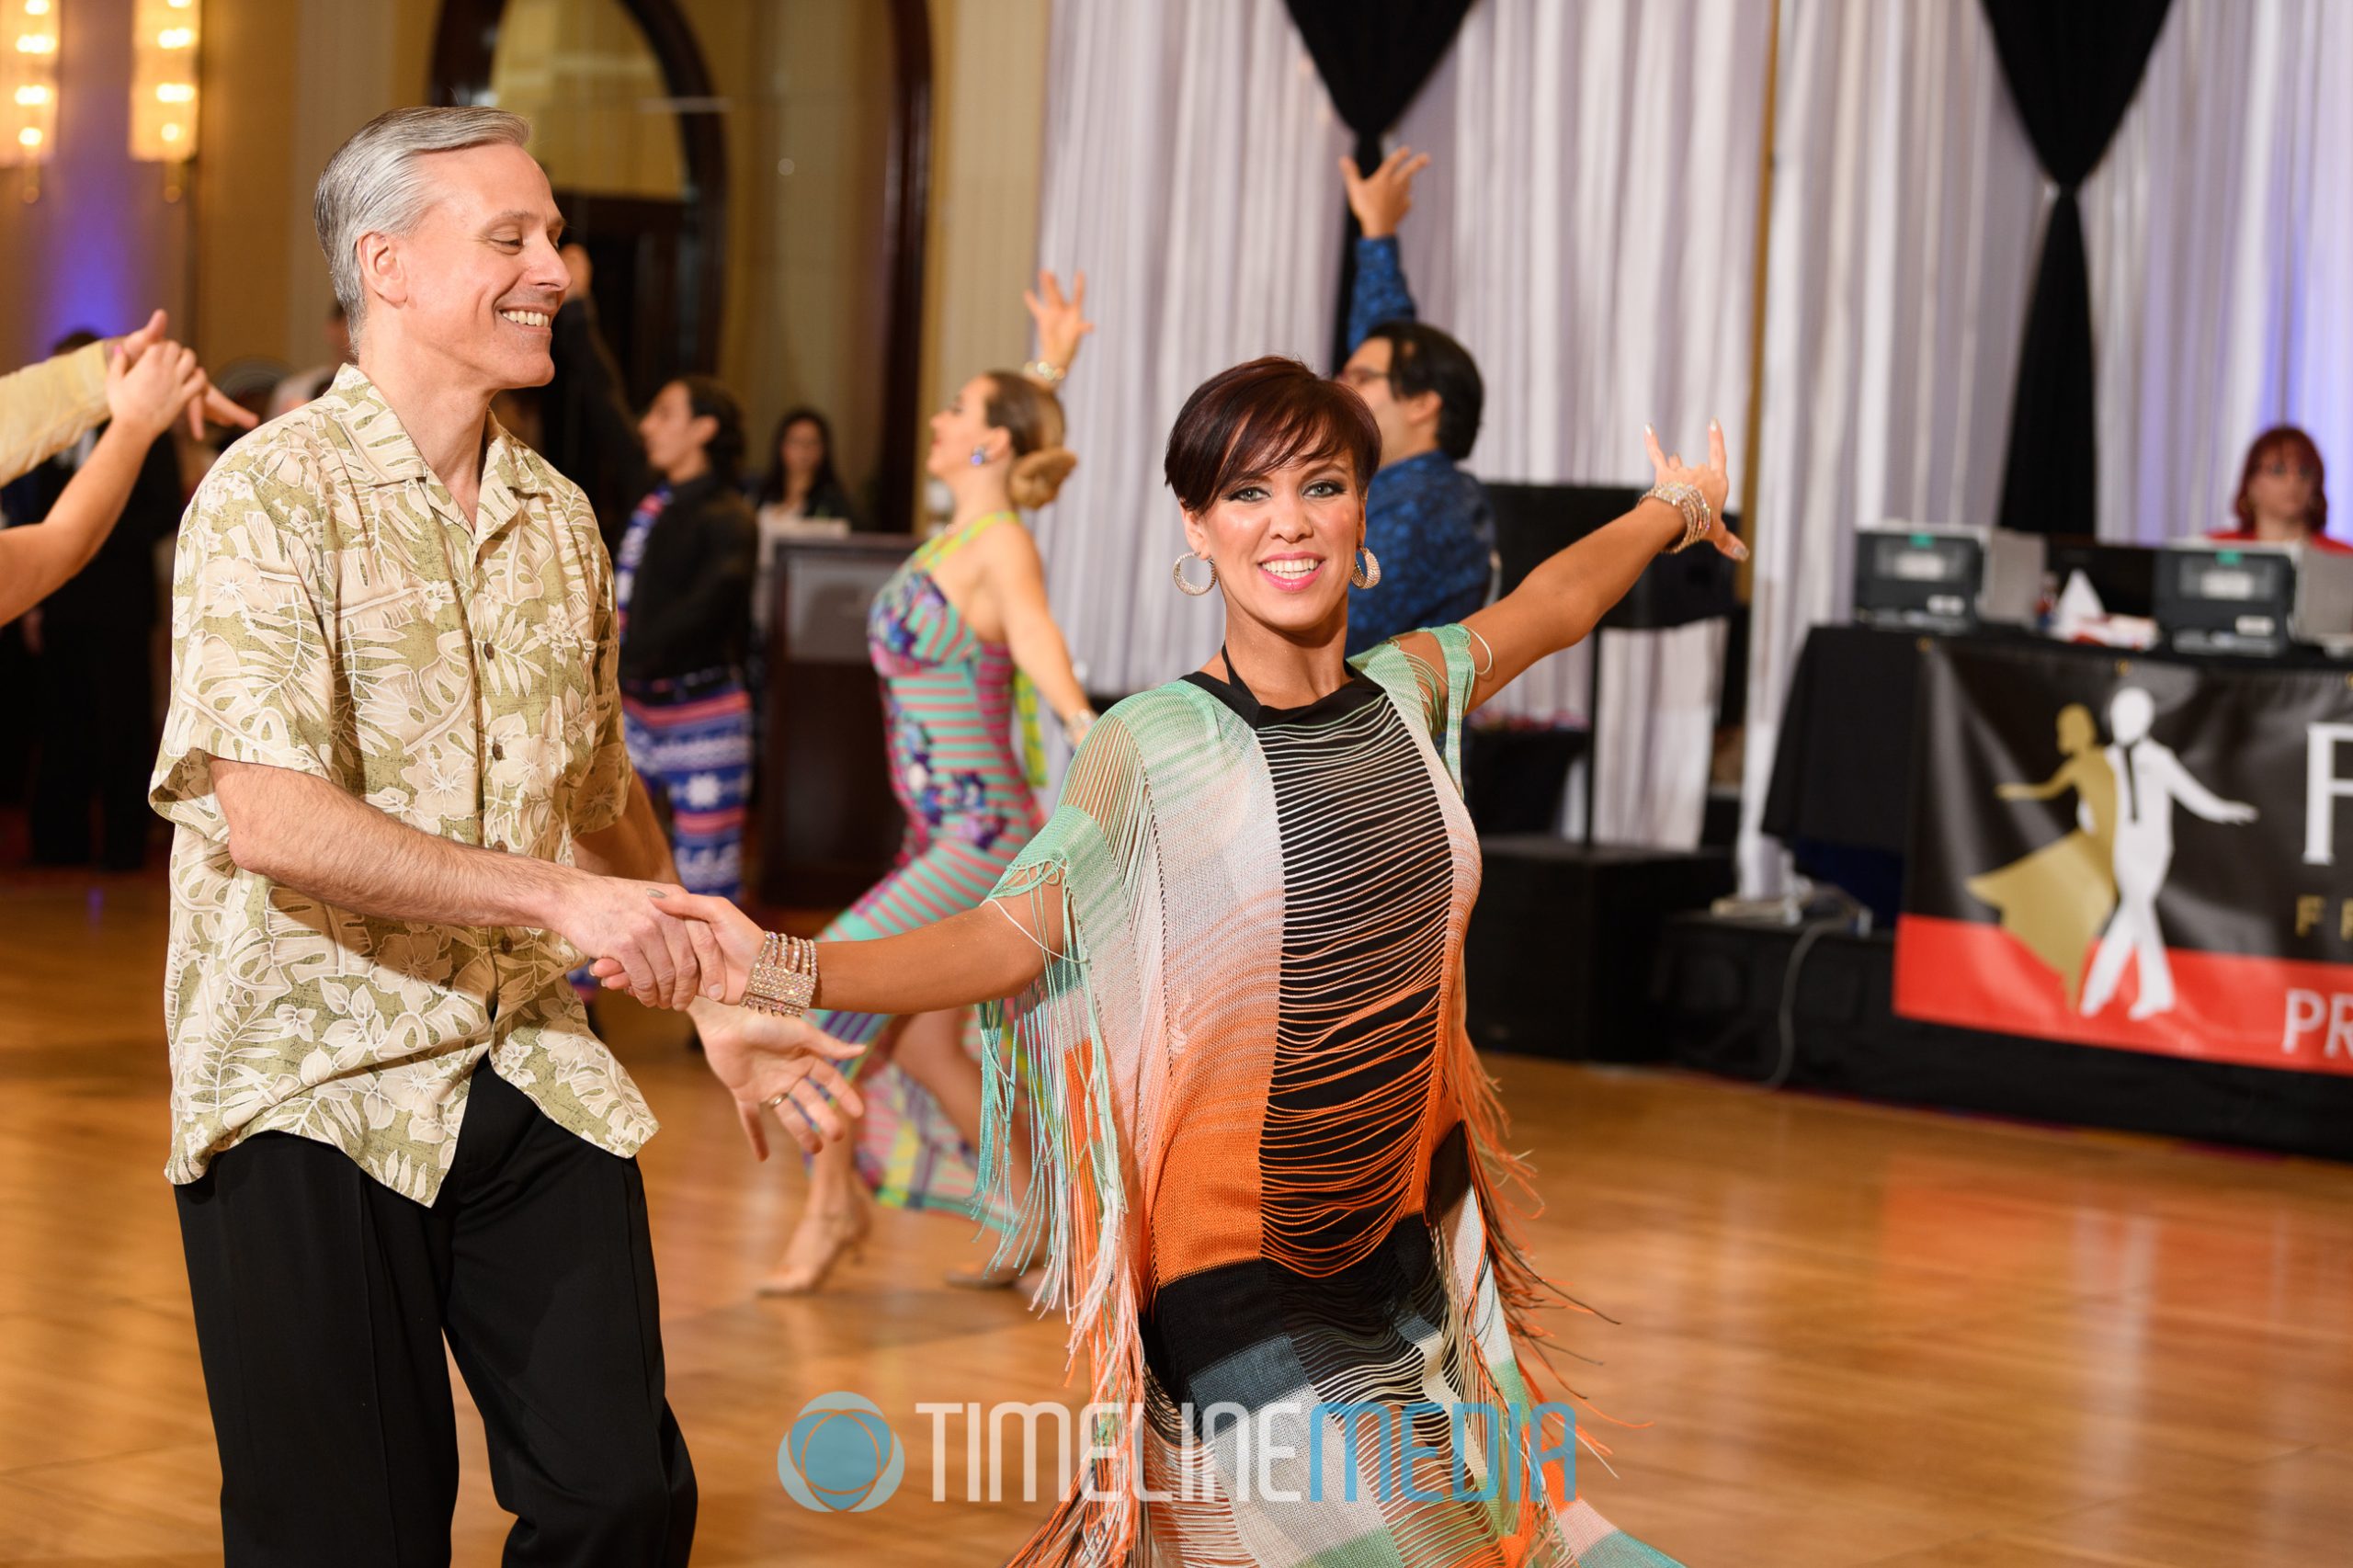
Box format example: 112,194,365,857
979,626,1681,1567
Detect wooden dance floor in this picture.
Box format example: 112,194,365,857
2,871,2349,1565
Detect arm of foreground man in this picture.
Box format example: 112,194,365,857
574,775,870,1158
210,756,705,1008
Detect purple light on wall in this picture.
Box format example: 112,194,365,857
23,0,184,355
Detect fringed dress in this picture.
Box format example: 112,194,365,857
980,627,1682,1566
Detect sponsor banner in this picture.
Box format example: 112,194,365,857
1894,638,2353,1076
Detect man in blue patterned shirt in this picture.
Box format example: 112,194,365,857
1336,147,1497,655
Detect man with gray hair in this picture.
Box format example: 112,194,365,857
152,106,863,1565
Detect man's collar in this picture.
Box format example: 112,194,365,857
323,364,551,499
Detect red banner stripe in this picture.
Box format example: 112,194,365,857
1893,915,2353,1077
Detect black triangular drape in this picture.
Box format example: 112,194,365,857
1282,0,1476,369
1981,0,2172,536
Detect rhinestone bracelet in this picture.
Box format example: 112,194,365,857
744,931,818,1017
1643,483,1713,553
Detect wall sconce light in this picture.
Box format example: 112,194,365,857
131,0,198,199
0,0,61,202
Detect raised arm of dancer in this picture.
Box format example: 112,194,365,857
1449,420,1744,711
984,522,1093,729
2156,751,2258,824
1022,268,1094,380
0,337,205,627
1340,147,1430,349
0,310,249,487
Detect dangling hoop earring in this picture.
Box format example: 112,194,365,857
1171,552,1217,596
1350,546,1382,590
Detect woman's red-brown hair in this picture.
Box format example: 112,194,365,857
2233,425,2327,535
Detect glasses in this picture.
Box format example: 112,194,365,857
1336,366,1389,392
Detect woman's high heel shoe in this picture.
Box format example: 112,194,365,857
757,1203,872,1296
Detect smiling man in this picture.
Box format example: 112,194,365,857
149,107,858,1568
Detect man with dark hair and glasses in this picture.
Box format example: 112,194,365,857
1335,147,1497,655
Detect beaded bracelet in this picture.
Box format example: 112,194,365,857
1643,483,1714,554
744,931,818,1017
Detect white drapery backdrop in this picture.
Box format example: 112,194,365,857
1031,0,1771,847
1389,0,1771,846
1736,0,2353,892
1029,0,2353,873
1736,0,2063,892
2085,0,2353,546
1027,0,1348,703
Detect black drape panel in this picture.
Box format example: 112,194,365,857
1283,0,1476,369
1981,0,2172,536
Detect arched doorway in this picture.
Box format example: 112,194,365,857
429,0,933,532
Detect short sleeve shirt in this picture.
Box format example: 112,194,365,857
149,365,650,1202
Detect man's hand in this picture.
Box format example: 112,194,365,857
591,889,764,1004
555,873,722,1011
1341,146,1431,240
697,1006,868,1158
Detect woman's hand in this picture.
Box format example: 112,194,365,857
1023,269,1094,375
1340,147,1431,240
593,891,765,1003
696,1006,869,1159
1643,418,1745,561
106,335,205,447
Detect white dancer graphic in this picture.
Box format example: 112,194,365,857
2079,687,2258,1021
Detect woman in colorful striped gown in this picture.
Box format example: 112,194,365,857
761,274,1100,1293
645,358,1737,1562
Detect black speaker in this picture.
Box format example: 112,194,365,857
1485,483,1738,629
1464,836,1733,1061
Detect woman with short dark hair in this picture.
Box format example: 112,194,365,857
639,356,1738,1564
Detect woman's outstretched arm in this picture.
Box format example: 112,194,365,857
599,890,1056,1017
1452,420,1743,711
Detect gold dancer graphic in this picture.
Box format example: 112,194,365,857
1966,703,2120,1007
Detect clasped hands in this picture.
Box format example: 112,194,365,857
567,879,861,1159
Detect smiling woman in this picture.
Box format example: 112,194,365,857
638,353,1743,1563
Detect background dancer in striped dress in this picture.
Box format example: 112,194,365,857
761,273,1099,1294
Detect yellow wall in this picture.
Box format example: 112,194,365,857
920,0,1051,433
188,0,437,378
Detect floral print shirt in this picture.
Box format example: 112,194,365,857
148,365,654,1202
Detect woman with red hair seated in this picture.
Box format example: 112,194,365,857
2211,425,2344,553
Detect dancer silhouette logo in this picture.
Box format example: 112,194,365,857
1894,641,2353,1079
778,1392,904,1513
